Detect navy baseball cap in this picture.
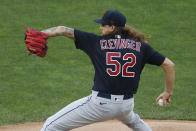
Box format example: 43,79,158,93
94,10,126,27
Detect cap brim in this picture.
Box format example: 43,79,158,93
93,19,108,24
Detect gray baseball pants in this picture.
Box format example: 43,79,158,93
41,91,152,131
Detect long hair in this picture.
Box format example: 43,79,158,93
110,25,150,42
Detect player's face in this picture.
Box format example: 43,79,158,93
100,24,115,36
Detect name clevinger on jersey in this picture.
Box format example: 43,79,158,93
100,35,141,52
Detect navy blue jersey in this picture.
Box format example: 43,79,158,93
74,30,165,95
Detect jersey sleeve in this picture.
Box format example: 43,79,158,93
144,43,166,66
74,29,99,54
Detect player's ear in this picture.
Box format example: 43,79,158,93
111,25,116,32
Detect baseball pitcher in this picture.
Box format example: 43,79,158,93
24,10,175,131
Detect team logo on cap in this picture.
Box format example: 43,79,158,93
110,20,114,25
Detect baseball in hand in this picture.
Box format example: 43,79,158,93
158,99,164,106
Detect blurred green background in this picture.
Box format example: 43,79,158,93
0,0,195,125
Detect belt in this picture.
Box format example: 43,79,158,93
97,92,133,100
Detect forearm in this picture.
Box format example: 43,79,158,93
161,58,175,94
41,26,75,40
164,66,175,94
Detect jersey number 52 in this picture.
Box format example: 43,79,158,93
106,52,136,77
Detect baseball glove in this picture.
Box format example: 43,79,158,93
24,28,49,57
